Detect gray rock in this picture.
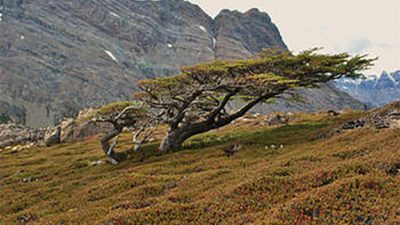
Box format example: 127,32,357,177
342,119,366,130
340,101,400,131
44,126,61,147
0,123,45,148
59,108,113,143
264,114,290,126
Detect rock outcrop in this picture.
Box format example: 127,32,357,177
59,108,113,143
0,108,112,149
44,126,61,147
0,123,45,149
341,101,400,130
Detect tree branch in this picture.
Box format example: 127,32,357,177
207,89,239,121
222,93,277,124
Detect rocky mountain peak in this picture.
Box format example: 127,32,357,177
213,7,287,59
0,0,288,127
375,71,397,89
392,70,400,82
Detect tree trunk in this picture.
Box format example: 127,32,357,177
159,123,216,152
159,129,186,152
101,127,122,164
158,94,273,152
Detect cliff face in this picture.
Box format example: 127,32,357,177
213,8,287,59
0,0,365,127
0,0,287,127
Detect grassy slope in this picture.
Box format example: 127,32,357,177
0,112,400,224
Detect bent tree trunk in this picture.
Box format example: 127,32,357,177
159,129,188,152
101,126,122,164
159,119,232,152
159,94,272,152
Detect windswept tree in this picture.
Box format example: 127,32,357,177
89,101,152,164
135,49,375,152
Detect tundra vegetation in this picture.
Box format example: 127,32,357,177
1,111,400,224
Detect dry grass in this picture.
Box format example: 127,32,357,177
1,111,399,224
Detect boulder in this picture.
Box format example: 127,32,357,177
59,108,113,143
264,114,290,126
342,119,366,130
44,126,61,147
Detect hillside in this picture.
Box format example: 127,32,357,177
1,111,399,224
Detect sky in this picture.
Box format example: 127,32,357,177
190,0,400,75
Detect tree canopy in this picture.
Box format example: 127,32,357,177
134,49,375,152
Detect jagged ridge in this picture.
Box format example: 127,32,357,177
335,70,400,107
0,0,287,127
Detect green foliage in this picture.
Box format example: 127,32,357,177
135,48,375,125
95,101,145,116
87,101,148,122
134,49,375,152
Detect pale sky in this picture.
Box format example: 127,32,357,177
190,0,400,75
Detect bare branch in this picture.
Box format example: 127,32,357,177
114,104,143,121
207,89,239,121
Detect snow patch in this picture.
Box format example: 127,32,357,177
343,78,362,85
167,44,173,48
198,25,207,33
109,12,120,18
20,35,25,40
388,74,396,83
0,13,3,22
365,75,378,81
104,50,118,62
212,37,216,49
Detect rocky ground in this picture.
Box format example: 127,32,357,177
341,101,400,130
0,107,113,151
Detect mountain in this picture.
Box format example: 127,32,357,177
335,71,400,107
0,0,286,127
0,0,365,127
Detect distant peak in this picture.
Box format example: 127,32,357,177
215,7,271,21
381,71,389,77
216,9,241,17
246,8,260,13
